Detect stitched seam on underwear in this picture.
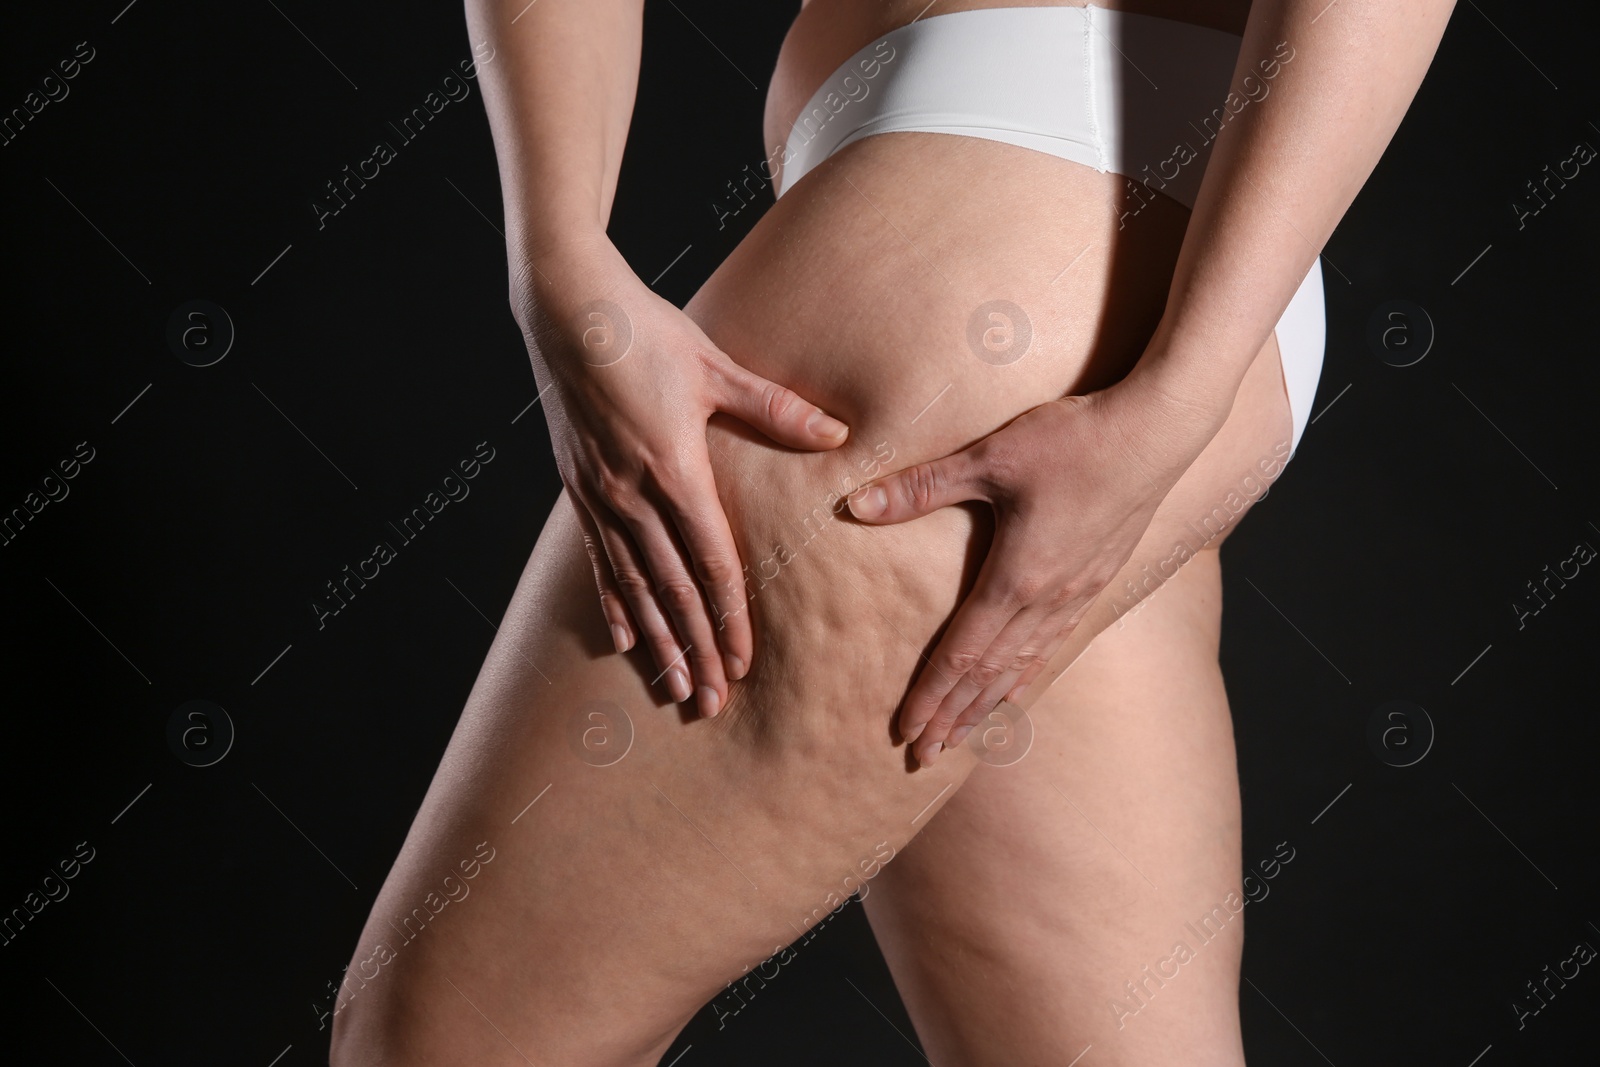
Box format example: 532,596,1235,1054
1082,7,1104,170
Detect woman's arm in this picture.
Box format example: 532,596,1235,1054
464,0,639,268
1125,0,1458,428
850,0,1458,764
464,0,851,716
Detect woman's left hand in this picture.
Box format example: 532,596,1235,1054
847,377,1217,766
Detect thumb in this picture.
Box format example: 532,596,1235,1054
711,359,850,450
848,451,984,524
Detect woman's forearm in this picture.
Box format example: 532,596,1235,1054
1125,0,1456,432
464,0,645,273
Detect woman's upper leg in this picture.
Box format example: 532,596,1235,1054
864,548,1250,1067
847,324,1291,1065
852,332,1295,1064
330,132,1289,1065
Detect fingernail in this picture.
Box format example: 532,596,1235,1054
903,720,926,745
919,743,941,768
698,685,721,718
1005,683,1026,703
610,624,631,653
725,653,746,680
806,409,848,441
948,724,974,748
849,487,888,520
666,668,692,703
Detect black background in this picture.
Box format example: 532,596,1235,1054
2,2,1596,1064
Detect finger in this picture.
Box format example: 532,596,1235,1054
948,677,1025,753
1005,655,1051,704
568,494,636,654
656,451,753,682
587,498,691,700
896,564,1020,750
913,599,1053,766
1004,599,1093,703
619,508,730,717
711,359,850,450
847,449,985,526
946,607,1070,749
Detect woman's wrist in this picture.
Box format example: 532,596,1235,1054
1108,341,1237,478
511,222,618,291
508,227,636,340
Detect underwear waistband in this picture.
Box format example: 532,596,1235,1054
776,5,1257,208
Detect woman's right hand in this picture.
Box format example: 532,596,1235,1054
513,236,851,717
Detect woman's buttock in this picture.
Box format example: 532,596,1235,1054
691,0,1289,744
691,129,1195,739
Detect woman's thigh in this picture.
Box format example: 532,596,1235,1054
864,547,1248,1067
328,134,1295,1066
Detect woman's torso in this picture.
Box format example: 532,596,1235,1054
766,0,1253,159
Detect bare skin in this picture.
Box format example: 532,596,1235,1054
329,105,1290,1067
789,0,1455,753
865,550,1251,1065
329,1,1455,1064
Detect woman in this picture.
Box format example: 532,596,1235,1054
331,1,1454,1064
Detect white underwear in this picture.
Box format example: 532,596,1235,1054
775,4,1325,458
